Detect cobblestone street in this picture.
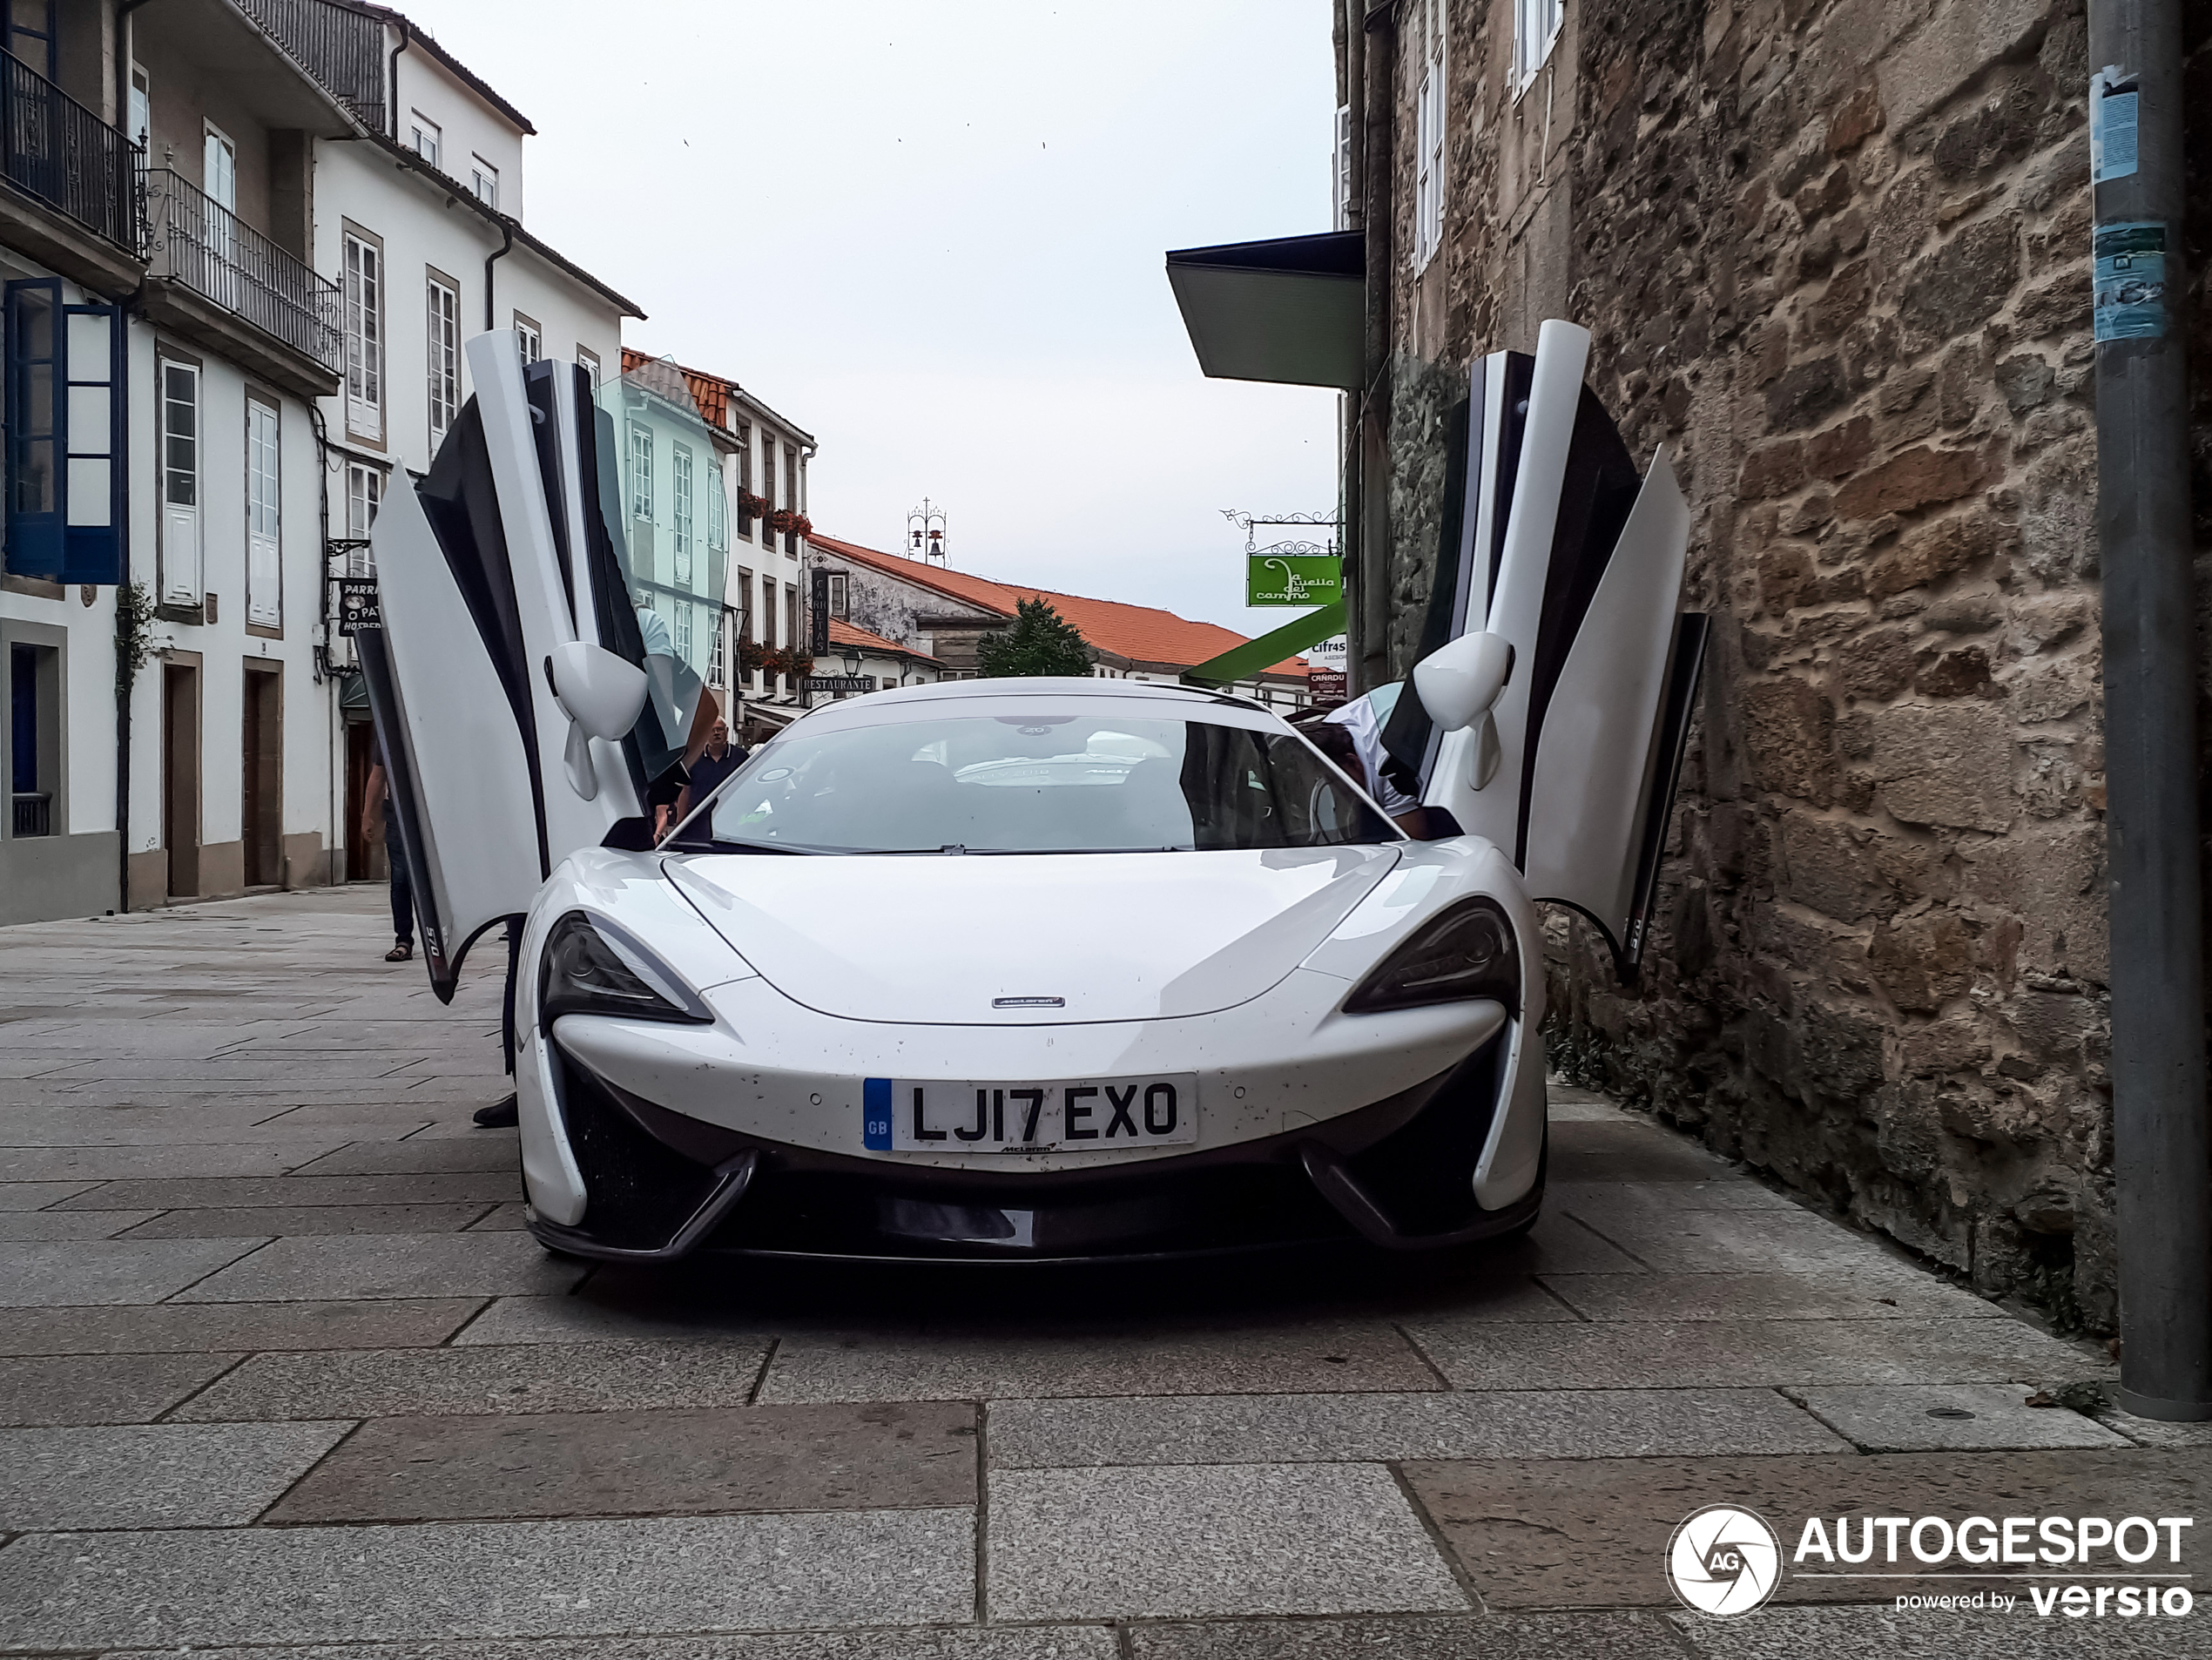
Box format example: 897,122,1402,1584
0,889,2203,1657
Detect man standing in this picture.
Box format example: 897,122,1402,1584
669,715,745,832
361,750,414,962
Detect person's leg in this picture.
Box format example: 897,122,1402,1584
474,918,522,1128
385,805,414,961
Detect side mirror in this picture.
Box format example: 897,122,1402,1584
545,642,648,801
1413,631,1514,732
547,641,649,739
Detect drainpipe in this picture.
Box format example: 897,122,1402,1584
484,219,513,330
2089,0,2209,1421
387,15,411,139
1340,0,1365,693
1356,1,1394,693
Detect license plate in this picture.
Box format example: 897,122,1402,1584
864,1075,1199,1152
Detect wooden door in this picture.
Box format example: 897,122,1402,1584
162,663,199,897
241,662,281,887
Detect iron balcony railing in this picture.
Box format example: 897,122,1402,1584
146,168,341,373
0,47,143,253
235,0,386,132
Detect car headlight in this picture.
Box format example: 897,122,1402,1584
1343,896,1521,1017
537,910,712,1029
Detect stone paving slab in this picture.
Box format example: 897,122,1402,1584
52,1171,522,1209
84,1633,1123,1660
1551,1178,1798,1212
986,1387,1849,1466
118,1202,501,1238
1674,1604,2212,1657
288,1136,523,1175
1542,1269,2005,1322
763,1321,1442,1403
0,1420,349,1528
172,1341,779,1420
1547,1120,1742,1184
1568,1205,1905,1275
0,1207,163,1238
1128,1611,1684,1659
0,1352,240,1424
1482,1212,1648,1274
1405,1318,2109,1390
0,1512,975,1646
0,1297,482,1354
469,1201,532,1230
0,1236,268,1305
266,1400,978,1522
0,1144,347,1181
1399,1447,2212,1609
172,1232,580,1301
1791,1382,2133,1451
0,1179,98,1209
988,1463,1467,1621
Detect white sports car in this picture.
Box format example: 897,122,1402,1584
359,321,1702,1263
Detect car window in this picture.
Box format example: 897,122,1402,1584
679,713,1396,854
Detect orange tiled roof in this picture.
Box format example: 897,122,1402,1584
828,617,936,662
806,534,1307,680
618,349,735,431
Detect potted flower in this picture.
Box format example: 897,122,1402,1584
767,508,798,536
738,638,767,676
738,490,769,521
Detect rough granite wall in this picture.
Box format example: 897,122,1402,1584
1369,0,2192,1333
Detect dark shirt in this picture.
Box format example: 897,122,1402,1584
685,744,746,805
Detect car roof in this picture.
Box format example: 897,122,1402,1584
771,677,1284,735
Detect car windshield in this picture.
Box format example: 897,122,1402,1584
682,712,1397,854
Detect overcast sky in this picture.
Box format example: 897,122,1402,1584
416,0,1340,636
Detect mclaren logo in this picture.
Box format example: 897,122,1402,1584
1669,1503,1784,1618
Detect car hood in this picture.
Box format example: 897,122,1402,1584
663,845,1401,1024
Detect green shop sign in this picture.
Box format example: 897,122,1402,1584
1245,554,1343,607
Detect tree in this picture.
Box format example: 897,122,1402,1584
977,596,1092,678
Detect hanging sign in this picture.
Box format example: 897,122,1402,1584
337,578,381,636
1246,555,1344,608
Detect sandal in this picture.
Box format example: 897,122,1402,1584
385,941,414,962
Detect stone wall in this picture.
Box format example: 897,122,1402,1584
1368,0,2177,1331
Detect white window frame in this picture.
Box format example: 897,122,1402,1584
706,457,728,551
426,272,459,452
671,442,694,586
127,64,149,152
409,111,442,168
158,358,202,606
344,461,381,577
628,421,653,523
827,572,848,618
245,396,280,628
707,608,727,686
1514,0,1564,95
512,312,542,364
470,157,499,210
577,346,602,390
1412,0,1447,272
342,230,382,442
673,597,693,665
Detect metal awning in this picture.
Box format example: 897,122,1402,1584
1165,231,1364,390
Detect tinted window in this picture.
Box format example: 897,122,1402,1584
685,714,1395,854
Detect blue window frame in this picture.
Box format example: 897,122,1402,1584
3,277,124,584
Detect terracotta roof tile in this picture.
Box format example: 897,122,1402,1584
806,534,1307,680
828,617,936,661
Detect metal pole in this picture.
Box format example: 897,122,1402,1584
2090,0,2209,1420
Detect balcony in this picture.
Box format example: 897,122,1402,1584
145,167,341,397
0,47,145,290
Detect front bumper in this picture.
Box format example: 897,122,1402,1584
525,1022,1540,1263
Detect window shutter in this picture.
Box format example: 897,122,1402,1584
3,280,118,584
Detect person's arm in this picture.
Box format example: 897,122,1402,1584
672,785,694,824
362,764,386,843
681,687,722,768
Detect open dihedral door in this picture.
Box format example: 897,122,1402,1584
356,332,673,999
1386,321,1709,979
